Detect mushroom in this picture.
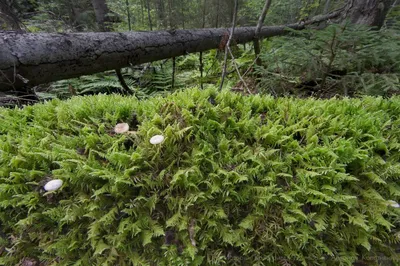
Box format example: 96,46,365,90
114,123,129,134
387,200,400,208
150,135,165,145
44,179,63,192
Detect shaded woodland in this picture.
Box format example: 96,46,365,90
0,0,399,105
1,1,400,265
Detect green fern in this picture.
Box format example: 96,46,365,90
1,89,400,265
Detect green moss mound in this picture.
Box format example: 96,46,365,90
1,89,400,265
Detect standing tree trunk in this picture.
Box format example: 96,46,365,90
340,0,394,29
215,0,219,28
323,0,331,14
146,0,153,30
91,0,130,93
181,0,185,29
91,0,111,31
168,0,173,29
140,0,145,25
157,0,166,28
202,0,207,28
126,0,132,31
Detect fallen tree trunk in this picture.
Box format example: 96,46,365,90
0,10,342,91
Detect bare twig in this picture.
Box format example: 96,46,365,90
254,0,272,66
172,57,176,89
206,55,218,76
199,52,204,89
228,46,251,94
219,0,239,90
188,219,196,247
115,68,131,94
140,62,152,74
242,54,261,78
0,64,16,89
199,0,206,90
0,71,14,88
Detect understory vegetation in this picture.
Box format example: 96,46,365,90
2,0,400,265
1,89,400,265
256,24,400,98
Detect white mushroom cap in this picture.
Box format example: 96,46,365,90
114,123,129,134
44,179,63,192
387,200,400,208
150,135,165,145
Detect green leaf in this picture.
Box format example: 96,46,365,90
239,215,256,230
141,230,152,247
283,213,298,224
94,240,110,255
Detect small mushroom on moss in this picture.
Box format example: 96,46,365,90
387,200,400,208
150,135,164,145
44,179,63,192
114,123,129,134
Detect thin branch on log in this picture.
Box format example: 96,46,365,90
219,0,239,91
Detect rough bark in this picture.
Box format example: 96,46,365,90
0,10,344,91
339,0,394,29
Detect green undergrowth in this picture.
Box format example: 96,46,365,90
1,88,400,265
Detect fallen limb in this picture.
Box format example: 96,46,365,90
0,9,343,91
